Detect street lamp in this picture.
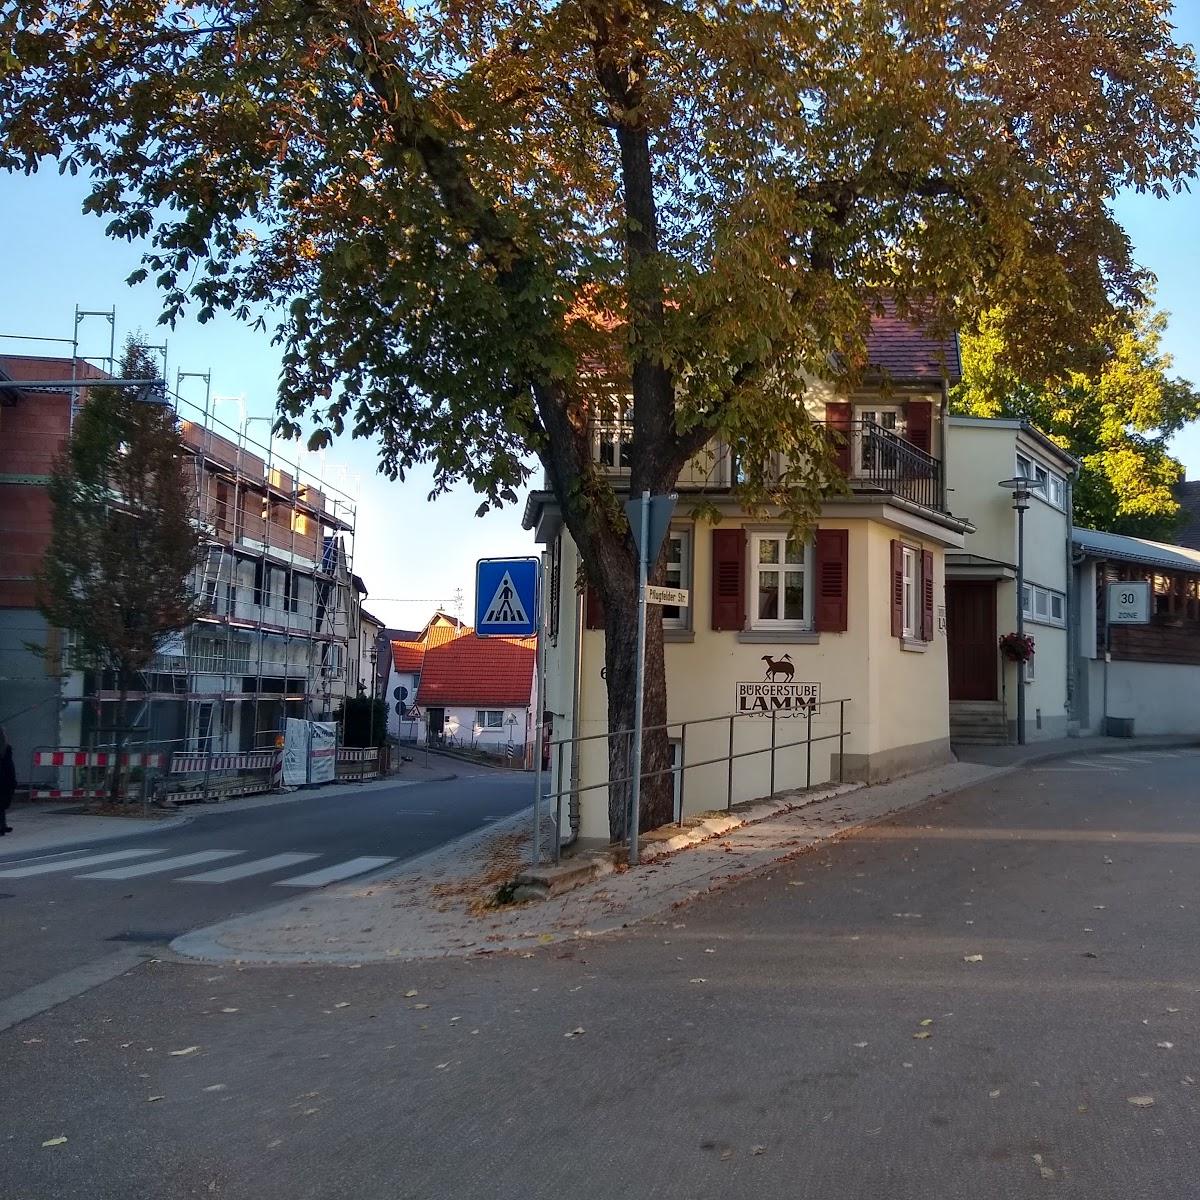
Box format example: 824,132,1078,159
998,476,1035,745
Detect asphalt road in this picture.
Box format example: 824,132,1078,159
4,750,1200,1199
0,769,533,1004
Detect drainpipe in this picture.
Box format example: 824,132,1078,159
939,376,951,511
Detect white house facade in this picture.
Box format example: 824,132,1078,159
526,311,972,842
943,417,1077,743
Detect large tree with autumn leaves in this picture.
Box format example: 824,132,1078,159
3,1,1198,838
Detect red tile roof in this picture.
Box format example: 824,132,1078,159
865,302,961,382
415,631,536,708
391,639,425,673
389,618,462,675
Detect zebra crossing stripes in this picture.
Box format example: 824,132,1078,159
0,849,161,879
80,851,243,880
0,847,397,888
273,857,395,888
180,853,318,883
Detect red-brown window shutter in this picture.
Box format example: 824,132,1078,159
921,549,935,641
907,400,933,454
814,529,849,633
826,402,853,475
584,582,606,630
711,528,746,631
890,539,904,639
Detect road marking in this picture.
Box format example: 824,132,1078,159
274,857,395,888
392,810,438,817
179,853,319,883
1066,759,1128,770
80,850,242,880
0,849,162,879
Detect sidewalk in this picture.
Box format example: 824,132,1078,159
172,734,1197,967
1,761,456,857
952,732,1198,766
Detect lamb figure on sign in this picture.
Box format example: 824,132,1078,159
761,654,794,682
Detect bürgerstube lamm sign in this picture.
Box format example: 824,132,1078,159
737,668,821,716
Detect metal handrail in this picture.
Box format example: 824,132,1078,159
540,698,852,863
838,420,943,510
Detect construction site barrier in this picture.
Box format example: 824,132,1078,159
169,751,276,774
335,746,380,781
29,787,110,801
32,750,167,768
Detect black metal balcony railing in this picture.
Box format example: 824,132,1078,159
837,420,943,511
587,418,944,512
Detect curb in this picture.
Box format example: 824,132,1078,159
639,782,865,863
0,810,193,861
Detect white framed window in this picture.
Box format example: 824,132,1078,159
1021,583,1066,628
663,529,691,628
901,545,920,639
1050,475,1067,510
1016,452,1067,511
751,533,812,629
475,710,504,729
593,404,633,471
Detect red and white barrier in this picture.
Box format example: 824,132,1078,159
33,750,166,768
169,751,275,774
30,787,110,800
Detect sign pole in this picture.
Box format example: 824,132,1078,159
531,573,547,866
628,490,650,866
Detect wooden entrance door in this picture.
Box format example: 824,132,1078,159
946,581,998,701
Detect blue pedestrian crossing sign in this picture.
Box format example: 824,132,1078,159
475,557,539,638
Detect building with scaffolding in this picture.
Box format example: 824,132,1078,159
0,314,361,783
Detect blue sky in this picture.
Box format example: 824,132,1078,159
2,12,1198,628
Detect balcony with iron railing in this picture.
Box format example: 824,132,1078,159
588,418,944,512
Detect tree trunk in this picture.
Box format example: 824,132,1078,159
601,572,674,840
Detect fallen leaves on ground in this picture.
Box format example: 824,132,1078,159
1157,1042,1175,1049
404,989,418,998
41,1137,67,1148
913,1031,932,1040
1128,1095,1156,1107
413,1003,430,1010
564,1027,586,1039
689,978,707,984
963,954,984,963
168,1046,199,1057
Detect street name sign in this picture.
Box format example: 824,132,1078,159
1107,580,1151,625
475,557,539,637
646,585,689,607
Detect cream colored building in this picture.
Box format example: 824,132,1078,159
525,314,972,842
943,417,1077,743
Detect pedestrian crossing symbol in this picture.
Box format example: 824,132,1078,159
484,570,530,626
475,557,539,637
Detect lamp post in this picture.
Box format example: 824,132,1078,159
998,477,1034,745
368,643,378,750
